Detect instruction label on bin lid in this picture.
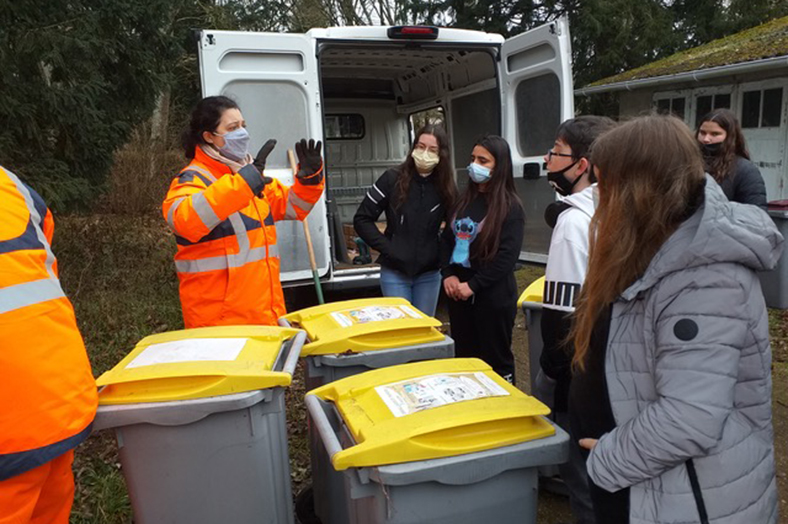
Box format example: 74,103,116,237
125,338,248,369
375,372,510,418
330,305,422,328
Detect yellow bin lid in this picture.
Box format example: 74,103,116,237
308,358,554,470
96,325,304,405
280,297,445,356
517,275,545,308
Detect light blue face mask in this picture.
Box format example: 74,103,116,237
468,163,491,184
214,127,250,162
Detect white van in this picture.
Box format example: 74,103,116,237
197,20,574,290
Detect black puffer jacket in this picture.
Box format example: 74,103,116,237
716,156,767,209
354,168,447,277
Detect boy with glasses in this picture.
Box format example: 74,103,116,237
538,116,616,524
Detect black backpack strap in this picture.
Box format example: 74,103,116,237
686,459,709,524
544,201,572,228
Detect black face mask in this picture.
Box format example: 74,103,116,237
701,142,723,157
547,160,580,197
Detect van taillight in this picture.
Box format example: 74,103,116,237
387,26,439,40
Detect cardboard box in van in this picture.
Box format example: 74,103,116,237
197,21,574,291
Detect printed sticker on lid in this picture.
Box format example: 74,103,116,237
376,372,510,417
125,338,248,369
330,305,423,328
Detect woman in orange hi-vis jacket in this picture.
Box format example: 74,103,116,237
0,166,98,524
163,96,325,328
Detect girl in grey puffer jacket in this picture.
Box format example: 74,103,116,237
569,115,782,524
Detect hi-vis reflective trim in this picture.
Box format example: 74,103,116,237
4,168,57,280
191,193,222,230
185,164,218,184
175,244,280,273
167,197,186,230
0,278,65,315
284,191,315,220
171,163,278,274
169,165,224,233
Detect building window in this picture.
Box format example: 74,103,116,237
325,114,365,140
695,93,731,124
742,87,784,128
410,107,445,133
655,97,686,120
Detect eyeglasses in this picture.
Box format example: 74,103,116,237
547,150,574,161
415,144,439,154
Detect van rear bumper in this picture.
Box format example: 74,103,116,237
282,267,380,291
324,267,380,290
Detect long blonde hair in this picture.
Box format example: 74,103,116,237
571,115,706,370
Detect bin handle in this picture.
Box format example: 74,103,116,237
305,394,344,460
280,330,306,377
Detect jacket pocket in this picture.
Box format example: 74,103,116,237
386,233,411,274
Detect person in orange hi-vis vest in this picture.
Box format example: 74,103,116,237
163,96,325,328
0,166,98,524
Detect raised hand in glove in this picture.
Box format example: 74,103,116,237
238,139,276,194
295,138,323,185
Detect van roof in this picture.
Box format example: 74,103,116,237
307,26,505,45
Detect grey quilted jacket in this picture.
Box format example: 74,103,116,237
586,176,782,524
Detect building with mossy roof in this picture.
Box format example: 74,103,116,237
576,16,788,200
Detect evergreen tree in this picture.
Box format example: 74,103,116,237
0,1,179,209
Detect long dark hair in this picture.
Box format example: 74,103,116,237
696,108,750,183
454,135,522,263
572,115,705,370
394,125,456,210
181,96,239,159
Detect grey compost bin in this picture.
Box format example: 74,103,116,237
278,298,454,524
93,327,306,524
519,278,565,492
305,358,570,524
759,207,788,309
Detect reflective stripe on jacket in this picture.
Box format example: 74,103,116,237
0,166,97,481
162,146,324,328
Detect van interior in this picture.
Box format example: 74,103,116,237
318,42,502,268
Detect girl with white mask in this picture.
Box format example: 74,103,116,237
354,125,456,316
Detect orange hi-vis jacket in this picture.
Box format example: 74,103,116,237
0,166,97,482
163,146,324,328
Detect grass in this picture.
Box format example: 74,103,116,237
54,214,786,522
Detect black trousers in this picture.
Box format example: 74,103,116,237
447,294,517,383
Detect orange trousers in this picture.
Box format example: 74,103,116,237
0,451,75,524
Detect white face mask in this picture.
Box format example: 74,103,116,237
412,149,440,174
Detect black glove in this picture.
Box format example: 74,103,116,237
295,138,323,185
253,139,277,184
238,139,276,195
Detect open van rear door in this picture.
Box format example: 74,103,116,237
198,30,331,283
501,17,574,262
